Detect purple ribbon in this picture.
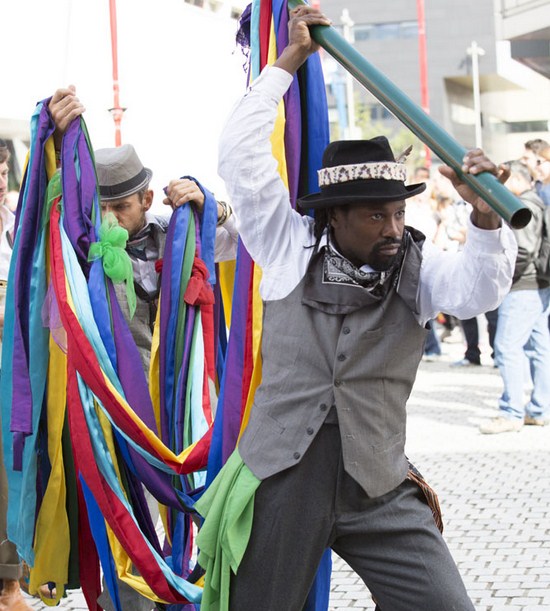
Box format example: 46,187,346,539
11,103,55,467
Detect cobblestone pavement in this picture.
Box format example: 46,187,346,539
24,325,550,610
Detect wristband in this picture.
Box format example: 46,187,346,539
217,200,232,226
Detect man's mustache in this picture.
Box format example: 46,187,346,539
373,238,403,252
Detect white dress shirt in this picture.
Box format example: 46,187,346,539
218,66,517,326
130,208,238,295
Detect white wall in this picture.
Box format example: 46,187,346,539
2,0,248,209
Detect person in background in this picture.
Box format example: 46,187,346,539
536,145,550,206
522,138,550,205
406,166,441,360
480,161,550,434
0,139,31,611
432,174,498,367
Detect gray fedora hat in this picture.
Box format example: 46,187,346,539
95,144,153,200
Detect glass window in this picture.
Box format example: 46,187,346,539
354,21,419,42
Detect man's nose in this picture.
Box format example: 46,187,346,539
382,217,401,238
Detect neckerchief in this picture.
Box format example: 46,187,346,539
126,224,154,261
322,233,406,298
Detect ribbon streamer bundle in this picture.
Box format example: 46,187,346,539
1,102,220,609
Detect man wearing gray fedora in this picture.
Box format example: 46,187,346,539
49,86,237,374
196,6,518,611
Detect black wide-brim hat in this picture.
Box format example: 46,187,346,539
297,137,426,210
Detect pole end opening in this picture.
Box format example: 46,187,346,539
510,207,532,229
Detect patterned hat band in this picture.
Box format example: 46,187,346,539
318,161,407,188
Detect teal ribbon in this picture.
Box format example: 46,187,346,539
88,213,136,318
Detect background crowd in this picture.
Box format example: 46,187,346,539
408,137,550,434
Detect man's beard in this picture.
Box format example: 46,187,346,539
369,237,405,271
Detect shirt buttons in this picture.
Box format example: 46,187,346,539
306,427,314,435
337,353,346,362
319,403,328,411
342,326,351,335
293,452,301,460
334,379,342,387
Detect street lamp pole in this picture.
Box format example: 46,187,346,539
416,0,431,166
466,41,485,149
108,0,126,147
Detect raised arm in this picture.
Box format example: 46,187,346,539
418,151,517,324
163,178,238,262
48,86,86,151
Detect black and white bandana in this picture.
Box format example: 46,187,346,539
322,234,405,297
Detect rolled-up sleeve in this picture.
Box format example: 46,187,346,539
417,218,518,326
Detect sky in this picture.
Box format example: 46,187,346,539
2,0,249,206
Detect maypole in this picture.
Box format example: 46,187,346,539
108,0,125,146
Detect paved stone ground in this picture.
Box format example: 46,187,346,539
329,329,550,611
24,322,550,610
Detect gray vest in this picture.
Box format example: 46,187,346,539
114,220,168,374
239,231,427,498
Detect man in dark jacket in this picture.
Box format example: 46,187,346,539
480,160,550,433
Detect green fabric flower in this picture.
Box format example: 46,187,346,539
88,213,136,318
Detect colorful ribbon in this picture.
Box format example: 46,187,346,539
1,95,225,607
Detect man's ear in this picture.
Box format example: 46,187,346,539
142,189,154,211
328,207,339,229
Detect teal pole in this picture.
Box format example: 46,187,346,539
288,0,531,229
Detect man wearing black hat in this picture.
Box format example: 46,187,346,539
199,6,518,611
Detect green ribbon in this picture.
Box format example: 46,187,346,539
44,170,62,226
88,213,136,318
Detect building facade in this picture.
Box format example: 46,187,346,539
319,0,550,163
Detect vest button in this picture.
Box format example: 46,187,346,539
319,403,328,411
306,427,314,435
293,452,301,460
334,379,342,387
342,326,351,334
337,353,346,361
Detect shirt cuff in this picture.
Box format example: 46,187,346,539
249,65,294,102
464,216,517,255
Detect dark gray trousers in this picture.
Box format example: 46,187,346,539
230,420,474,611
